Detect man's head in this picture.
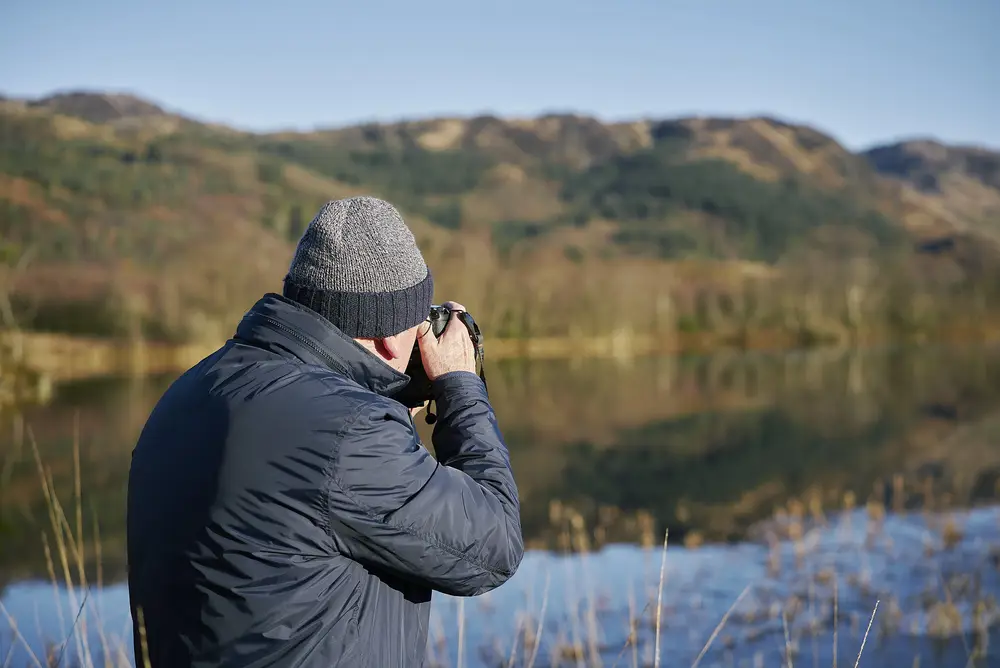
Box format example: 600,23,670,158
282,196,433,372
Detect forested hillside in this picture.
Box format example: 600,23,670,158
2,91,999,348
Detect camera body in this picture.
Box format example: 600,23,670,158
394,305,485,409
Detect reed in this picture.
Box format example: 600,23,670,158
5,434,997,667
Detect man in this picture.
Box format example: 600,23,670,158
126,196,524,667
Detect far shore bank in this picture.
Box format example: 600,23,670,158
3,324,1000,391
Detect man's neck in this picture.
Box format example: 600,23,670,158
353,337,405,374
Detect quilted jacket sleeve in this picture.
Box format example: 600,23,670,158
325,371,524,596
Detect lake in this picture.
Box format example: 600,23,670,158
2,344,999,667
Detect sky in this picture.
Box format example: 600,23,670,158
1,0,996,150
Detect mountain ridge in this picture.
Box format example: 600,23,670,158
12,89,999,154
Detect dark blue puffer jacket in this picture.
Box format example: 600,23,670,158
125,293,524,667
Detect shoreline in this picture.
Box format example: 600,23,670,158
4,325,1000,388
5,499,998,587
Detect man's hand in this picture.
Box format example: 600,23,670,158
417,301,476,381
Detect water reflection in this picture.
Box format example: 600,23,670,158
3,345,1000,584
0,347,1000,667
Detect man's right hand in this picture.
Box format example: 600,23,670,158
417,301,477,381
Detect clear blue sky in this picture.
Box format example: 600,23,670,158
1,0,996,150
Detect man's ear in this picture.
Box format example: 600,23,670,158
377,334,409,360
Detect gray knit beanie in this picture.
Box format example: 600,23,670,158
282,196,434,338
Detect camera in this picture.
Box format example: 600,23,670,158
394,305,486,416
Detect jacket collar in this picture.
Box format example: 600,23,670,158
233,293,411,397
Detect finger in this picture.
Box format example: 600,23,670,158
442,313,474,348
442,300,467,312
416,321,436,352
443,310,468,336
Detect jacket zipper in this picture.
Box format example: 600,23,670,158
254,313,351,377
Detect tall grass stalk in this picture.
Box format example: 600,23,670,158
0,601,43,668
833,578,839,668
3,434,970,668
854,601,879,668
627,580,638,668
456,597,466,668
523,572,550,668
689,584,752,668
653,529,669,668
782,610,793,668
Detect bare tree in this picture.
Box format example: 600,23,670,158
0,244,36,332
0,245,37,407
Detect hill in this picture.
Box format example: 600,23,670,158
864,139,1000,237
1,91,999,349
25,90,174,124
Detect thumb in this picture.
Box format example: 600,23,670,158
417,321,434,345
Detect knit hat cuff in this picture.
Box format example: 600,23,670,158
283,271,434,339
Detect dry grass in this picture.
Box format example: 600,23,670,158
7,431,998,667
0,434,908,668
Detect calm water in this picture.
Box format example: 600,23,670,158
2,345,1000,666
